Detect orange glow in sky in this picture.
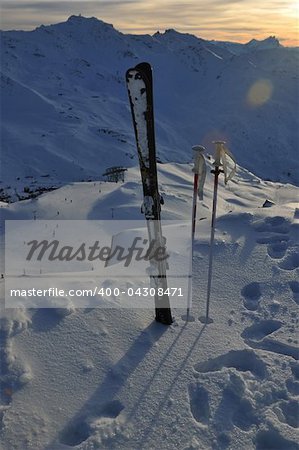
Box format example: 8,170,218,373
0,0,298,46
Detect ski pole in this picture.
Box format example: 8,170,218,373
205,141,224,324
186,145,206,320
205,141,236,324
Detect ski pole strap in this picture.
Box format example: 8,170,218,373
212,141,236,184
192,145,206,200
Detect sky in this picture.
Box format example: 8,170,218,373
0,0,298,45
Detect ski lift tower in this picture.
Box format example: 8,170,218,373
102,166,127,183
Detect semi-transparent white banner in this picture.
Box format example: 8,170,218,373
5,220,191,308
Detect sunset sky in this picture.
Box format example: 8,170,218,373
1,0,298,46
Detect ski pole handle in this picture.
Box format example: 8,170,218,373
212,141,237,183
192,145,206,174
212,141,226,169
192,145,206,200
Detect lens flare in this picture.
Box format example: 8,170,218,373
247,79,273,107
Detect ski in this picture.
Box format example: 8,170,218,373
126,62,173,325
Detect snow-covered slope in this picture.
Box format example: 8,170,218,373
1,16,298,202
212,36,282,55
0,163,298,449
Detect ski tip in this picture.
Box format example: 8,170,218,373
135,61,152,72
135,62,153,84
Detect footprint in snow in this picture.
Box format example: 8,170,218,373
245,337,299,360
241,319,282,341
241,318,299,360
241,282,262,311
290,361,299,380
214,372,260,432
0,313,32,431
188,383,210,425
267,241,289,259
254,216,290,234
254,216,291,260
0,329,11,431
194,349,267,379
289,281,299,305
188,371,260,444
255,428,299,450
278,249,299,271
256,235,290,245
59,399,124,447
275,399,299,428
286,362,299,396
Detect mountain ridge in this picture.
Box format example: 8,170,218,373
1,15,298,201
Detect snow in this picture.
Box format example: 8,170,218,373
212,36,282,55
0,14,298,450
1,15,298,203
1,159,299,449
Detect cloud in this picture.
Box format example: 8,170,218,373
1,1,138,10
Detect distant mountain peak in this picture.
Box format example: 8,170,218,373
165,28,179,34
67,14,84,21
154,28,182,38
153,28,203,46
66,15,114,29
246,36,281,49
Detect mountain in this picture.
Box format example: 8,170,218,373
212,36,282,55
245,36,281,51
1,15,298,201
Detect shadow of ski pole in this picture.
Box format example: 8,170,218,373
138,323,207,449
